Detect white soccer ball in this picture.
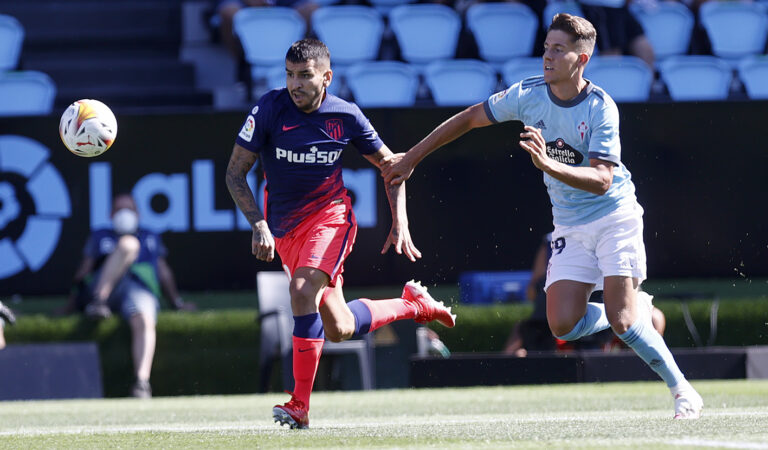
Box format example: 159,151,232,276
59,99,118,157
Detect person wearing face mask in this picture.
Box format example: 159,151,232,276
64,193,195,398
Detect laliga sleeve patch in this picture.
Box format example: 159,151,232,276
239,115,255,142
490,87,509,105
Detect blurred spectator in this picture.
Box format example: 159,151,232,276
216,0,318,59
0,301,16,350
503,233,557,356
63,193,195,398
578,0,656,67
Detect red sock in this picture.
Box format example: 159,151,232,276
358,298,416,332
292,336,324,408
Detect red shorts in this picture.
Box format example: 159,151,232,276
274,197,357,288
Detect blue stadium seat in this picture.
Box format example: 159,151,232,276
311,6,383,69
542,1,585,29
424,59,498,107
266,65,286,90
659,56,732,101
233,7,306,79
389,4,461,66
738,56,768,100
630,1,694,61
501,57,543,86
0,71,56,117
700,2,768,61
367,0,415,14
585,56,653,102
467,3,538,66
0,14,24,71
346,61,418,107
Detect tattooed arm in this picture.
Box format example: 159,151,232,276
225,144,275,262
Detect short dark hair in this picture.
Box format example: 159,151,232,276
286,38,331,66
548,13,596,56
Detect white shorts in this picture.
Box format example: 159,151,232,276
544,203,647,292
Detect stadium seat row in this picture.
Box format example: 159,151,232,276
233,1,768,76
261,55,768,108
0,14,55,117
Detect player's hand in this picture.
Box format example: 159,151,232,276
381,153,414,185
381,221,422,262
252,220,275,262
519,126,552,172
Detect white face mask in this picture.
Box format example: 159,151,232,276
112,208,139,235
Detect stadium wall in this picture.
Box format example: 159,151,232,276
1,101,766,295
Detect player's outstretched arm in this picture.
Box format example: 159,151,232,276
381,102,493,185
519,126,614,195
225,144,275,262
365,145,422,262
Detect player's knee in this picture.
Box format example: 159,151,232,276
323,324,348,343
289,282,319,310
116,235,140,259
548,318,577,340
322,314,355,342
609,315,633,335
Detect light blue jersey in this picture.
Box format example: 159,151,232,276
484,75,637,226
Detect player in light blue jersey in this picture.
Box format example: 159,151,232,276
382,13,702,419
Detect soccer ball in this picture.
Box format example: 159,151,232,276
59,99,118,157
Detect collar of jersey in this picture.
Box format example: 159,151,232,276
546,80,593,108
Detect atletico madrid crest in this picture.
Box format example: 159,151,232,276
325,119,344,140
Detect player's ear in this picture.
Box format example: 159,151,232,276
578,52,590,67
323,69,333,88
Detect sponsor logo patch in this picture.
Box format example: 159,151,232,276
238,115,255,142
276,146,341,164
490,88,509,105
546,138,583,165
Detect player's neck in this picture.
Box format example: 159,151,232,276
549,77,588,102
297,91,327,114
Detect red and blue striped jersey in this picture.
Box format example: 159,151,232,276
235,89,383,237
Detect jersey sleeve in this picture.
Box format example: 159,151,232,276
153,233,168,258
82,233,99,258
587,100,621,165
235,91,277,153
484,83,522,123
349,104,383,155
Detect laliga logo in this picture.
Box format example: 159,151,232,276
0,135,71,280
88,161,377,232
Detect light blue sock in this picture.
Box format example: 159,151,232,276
556,302,611,341
618,318,685,387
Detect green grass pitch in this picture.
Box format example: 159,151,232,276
1,380,767,449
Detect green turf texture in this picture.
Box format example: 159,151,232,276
2,380,767,448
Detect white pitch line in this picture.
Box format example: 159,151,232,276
2,410,767,438
671,438,768,449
